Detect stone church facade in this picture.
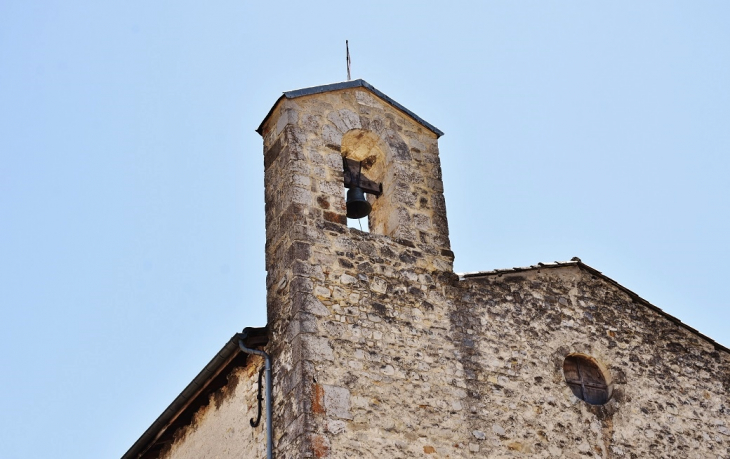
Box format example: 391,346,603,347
123,80,730,459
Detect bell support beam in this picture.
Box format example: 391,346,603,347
342,157,382,196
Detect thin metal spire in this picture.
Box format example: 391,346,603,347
346,40,351,81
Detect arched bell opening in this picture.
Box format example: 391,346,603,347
341,129,390,234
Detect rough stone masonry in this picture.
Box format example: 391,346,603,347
147,80,729,459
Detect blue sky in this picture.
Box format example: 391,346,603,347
1,2,729,457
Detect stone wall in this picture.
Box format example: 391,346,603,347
159,84,729,459
258,86,454,458
267,219,730,458
450,266,730,458
160,356,267,459
256,85,729,458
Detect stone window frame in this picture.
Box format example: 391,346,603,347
562,353,613,405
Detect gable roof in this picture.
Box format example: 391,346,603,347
256,79,444,138
121,327,268,459
459,259,729,354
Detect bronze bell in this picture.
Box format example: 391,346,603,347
346,186,372,219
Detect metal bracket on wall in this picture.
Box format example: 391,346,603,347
250,367,264,428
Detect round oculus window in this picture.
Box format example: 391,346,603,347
563,354,610,405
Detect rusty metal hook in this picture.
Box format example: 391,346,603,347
250,367,264,428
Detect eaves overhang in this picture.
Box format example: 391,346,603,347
121,326,269,459
256,79,444,138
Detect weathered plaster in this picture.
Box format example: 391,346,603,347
160,357,267,459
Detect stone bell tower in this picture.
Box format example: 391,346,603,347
257,80,458,458
123,78,730,459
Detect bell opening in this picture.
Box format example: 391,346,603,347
347,214,369,232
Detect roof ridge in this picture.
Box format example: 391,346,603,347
457,259,581,278
458,259,729,354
